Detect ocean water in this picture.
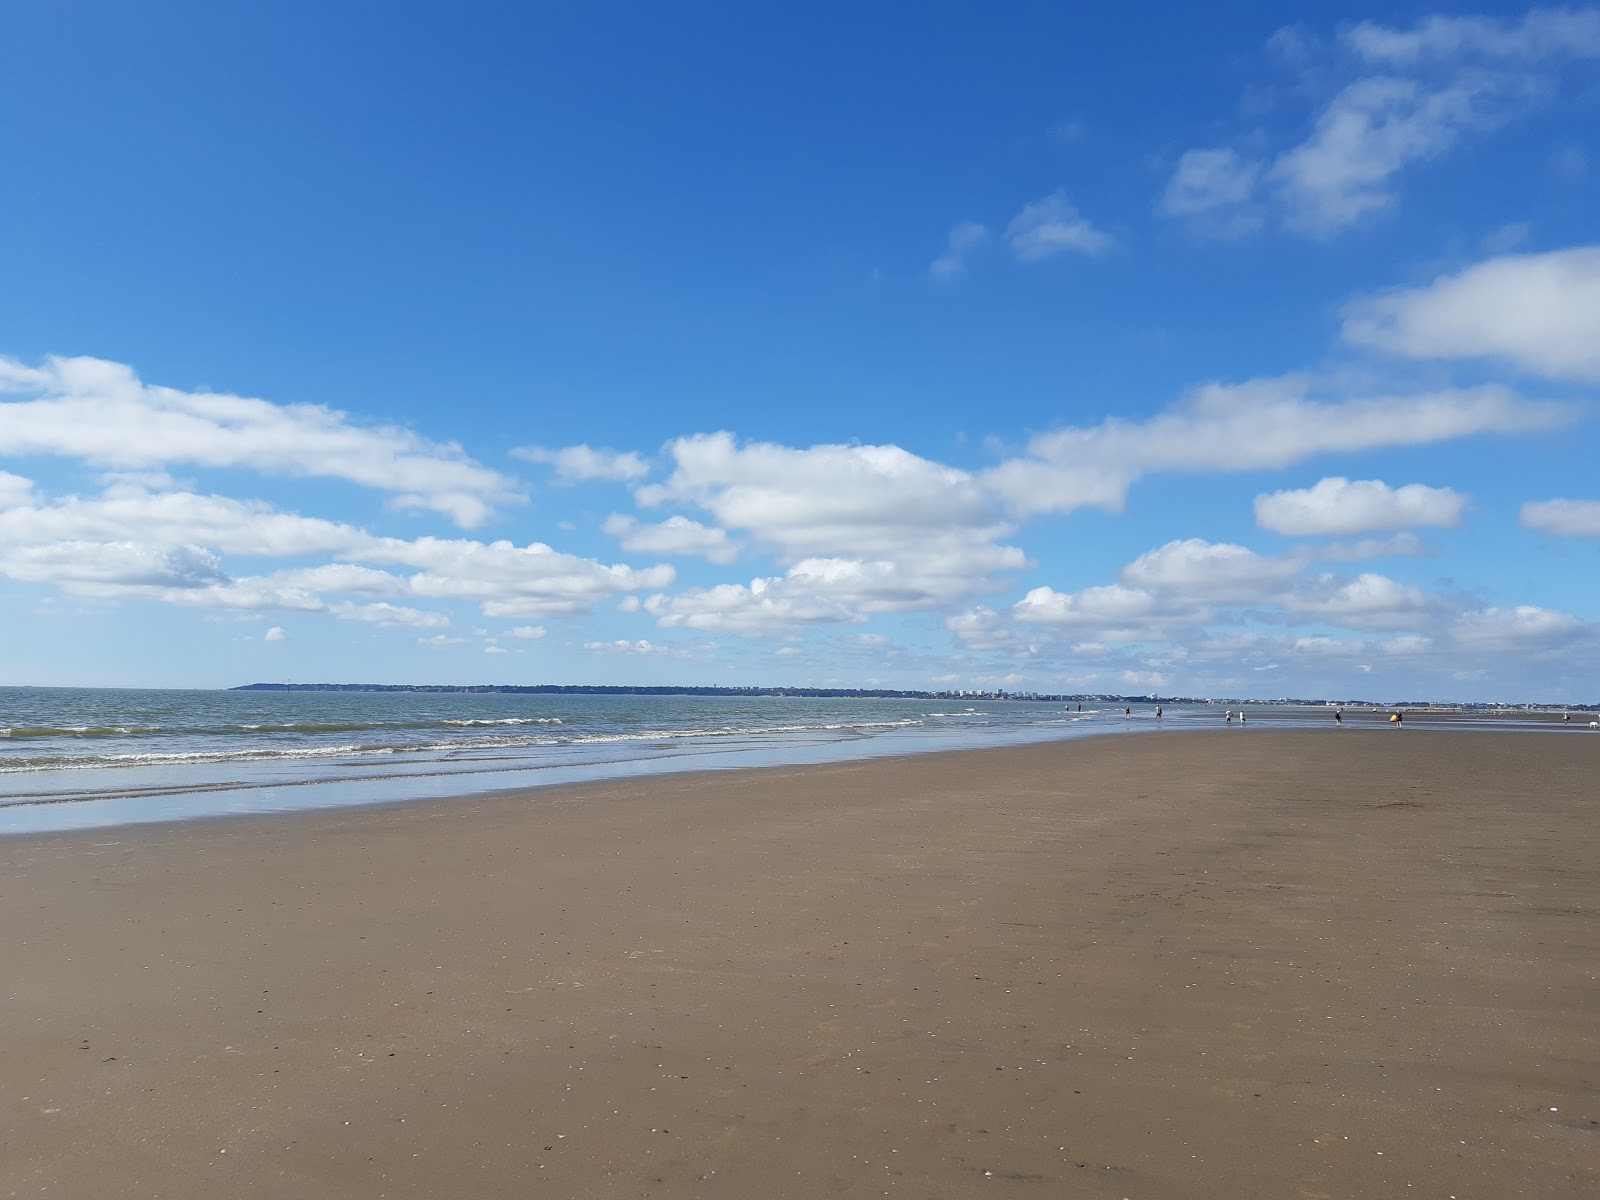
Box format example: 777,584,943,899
0,687,1579,834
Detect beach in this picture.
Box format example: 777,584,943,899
3,730,1596,1198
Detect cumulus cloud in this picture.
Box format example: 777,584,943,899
1255,477,1468,535
930,221,990,279
1520,498,1600,537
637,432,1027,631
603,513,740,563
1004,191,1115,260
0,471,34,507
512,443,651,482
0,355,516,526
327,601,450,630
1310,532,1429,562
0,480,673,623
1451,605,1585,651
1283,571,1441,630
1,541,226,589
1342,247,1600,382
1014,583,1162,630
642,546,1018,636
984,375,1569,518
263,626,286,642
379,536,675,618
1120,538,1300,600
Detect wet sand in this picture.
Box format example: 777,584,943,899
3,730,1596,1198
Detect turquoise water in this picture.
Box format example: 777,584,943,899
0,688,1577,834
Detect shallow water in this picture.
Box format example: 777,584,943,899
0,688,1583,834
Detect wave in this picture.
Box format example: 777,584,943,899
0,725,163,738
0,716,929,776
1,717,563,739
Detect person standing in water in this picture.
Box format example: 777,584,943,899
1335,708,1343,726
1155,706,1163,720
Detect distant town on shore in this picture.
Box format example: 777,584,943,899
232,683,1595,712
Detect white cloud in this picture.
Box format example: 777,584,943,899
984,375,1569,517
0,471,34,507
1311,532,1428,562
263,626,286,642
1120,538,1299,600
1004,191,1114,260
1,541,226,589
363,535,674,618
1270,75,1507,233
0,487,364,558
844,632,891,647
1451,605,1585,651
328,601,450,629
1284,571,1441,630
1520,498,1600,537
1341,10,1600,63
603,513,740,563
639,432,1027,632
582,638,696,657
1014,583,1162,630
1255,477,1468,535
1162,12,1600,236
0,480,675,623
1160,148,1262,223
512,443,650,482
0,355,516,527
266,563,409,595
644,575,859,637
1342,247,1600,382
646,432,998,551
930,221,990,279
505,624,547,639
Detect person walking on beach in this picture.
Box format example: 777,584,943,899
1225,710,1233,724
1335,708,1343,726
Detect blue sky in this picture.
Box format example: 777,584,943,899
2,1,1597,700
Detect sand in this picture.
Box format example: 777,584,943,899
2,729,1596,1198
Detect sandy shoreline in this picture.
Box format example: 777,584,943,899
3,730,1596,1198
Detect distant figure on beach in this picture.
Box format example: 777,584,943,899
1335,708,1343,726
1155,706,1163,720
1239,711,1246,725
1390,711,1403,725
1077,703,1082,712
1124,707,1131,718
1225,710,1233,724
1563,712,1570,724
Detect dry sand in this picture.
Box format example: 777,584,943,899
2,730,1596,1198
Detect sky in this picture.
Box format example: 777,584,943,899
1,1,1597,701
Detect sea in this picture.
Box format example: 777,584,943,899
0,687,1581,835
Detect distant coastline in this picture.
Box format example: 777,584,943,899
230,683,1596,711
